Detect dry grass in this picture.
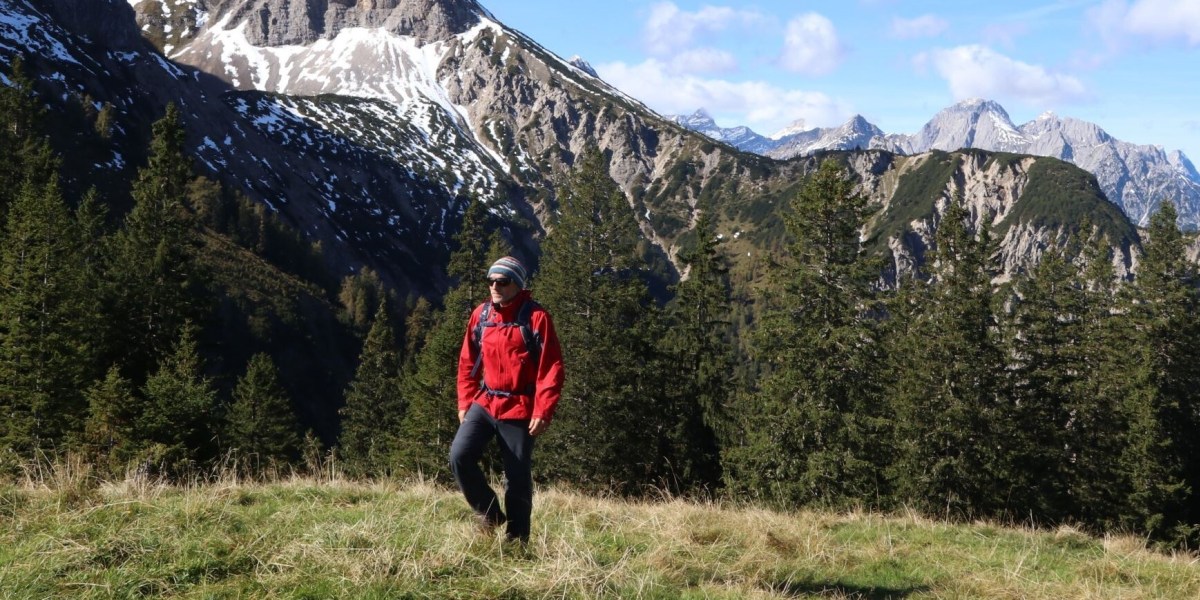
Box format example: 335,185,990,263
1,467,1198,599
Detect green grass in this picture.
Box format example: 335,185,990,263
2,468,1198,599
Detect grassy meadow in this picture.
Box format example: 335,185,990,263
2,463,1198,599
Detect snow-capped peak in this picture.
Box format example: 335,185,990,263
770,118,810,140
567,55,598,78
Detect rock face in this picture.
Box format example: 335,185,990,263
906,99,1027,154
196,0,486,45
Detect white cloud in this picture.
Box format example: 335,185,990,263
669,48,738,74
643,2,766,56
1089,0,1200,48
917,45,1089,106
779,13,846,75
597,59,851,132
890,15,949,39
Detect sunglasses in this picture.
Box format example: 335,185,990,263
487,278,513,287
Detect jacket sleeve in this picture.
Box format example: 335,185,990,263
531,308,565,421
456,305,484,411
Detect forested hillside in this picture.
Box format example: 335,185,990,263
2,59,1199,550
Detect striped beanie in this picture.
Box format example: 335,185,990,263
487,256,528,289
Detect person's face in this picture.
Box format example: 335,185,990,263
488,275,520,305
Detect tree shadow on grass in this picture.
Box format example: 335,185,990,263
766,580,931,599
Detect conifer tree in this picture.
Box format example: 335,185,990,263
104,103,207,383
727,160,885,508
0,58,56,225
226,353,302,468
998,247,1081,522
447,196,493,283
886,196,1002,518
532,147,665,493
659,211,730,494
0,179,95,453
338,298,407,477
339,267,385,332
402,296,435,362
1066,229,1127,528
139,323,221,476
397,198,493,480
1114,201,1199,541
80,366,138,475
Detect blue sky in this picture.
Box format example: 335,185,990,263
481,0,1200,162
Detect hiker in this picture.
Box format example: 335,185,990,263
450,256,564,543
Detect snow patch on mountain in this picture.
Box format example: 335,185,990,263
172,13,509,182
0,5,82,66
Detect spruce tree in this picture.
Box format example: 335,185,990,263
0,179,94,454
998,247,1081,522
80,366,138,476
1066,229,1127,528
727,160,885,508
659,211,730,495
886,196,1002,518
226,353,302,469
338,298,407,477
1114,201,1198,542
0,58,56,225
532,147,665,493
139,323,221,477
104,103,207,383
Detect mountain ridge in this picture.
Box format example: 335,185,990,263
668,98,1200,229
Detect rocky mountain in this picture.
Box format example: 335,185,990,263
1,0,1143,295
765,114,892,159
666,109,776,154
670,98,1200,231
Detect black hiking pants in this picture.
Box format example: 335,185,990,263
449,402,535,541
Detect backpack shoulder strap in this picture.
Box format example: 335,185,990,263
469,302,492,379
515,300,543,361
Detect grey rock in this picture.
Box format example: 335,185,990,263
202,0,487,45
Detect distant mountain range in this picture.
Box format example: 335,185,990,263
668,99,1200,229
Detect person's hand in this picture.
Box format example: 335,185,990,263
529,418,548,437
458,409,467,423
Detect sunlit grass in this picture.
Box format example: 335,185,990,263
1,463,1197,599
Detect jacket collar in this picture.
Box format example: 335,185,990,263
493,289,532,315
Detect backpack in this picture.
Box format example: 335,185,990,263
468,300,543,393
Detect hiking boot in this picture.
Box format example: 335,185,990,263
476,513,506,535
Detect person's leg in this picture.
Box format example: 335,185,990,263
495,418,535,541
449,404,505,526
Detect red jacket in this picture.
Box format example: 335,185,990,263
457,290,564,421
